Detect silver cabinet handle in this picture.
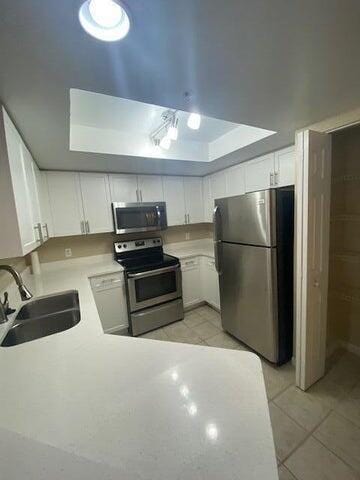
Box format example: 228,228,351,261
85,220,90,234
184,214,187,224
42,223,49,240
140,190,143,202
270,172,274,186
187,214,190,224
80,221,85,234
34,223,44,244
275,171,279,185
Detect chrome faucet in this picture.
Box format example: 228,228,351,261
0,265,33,324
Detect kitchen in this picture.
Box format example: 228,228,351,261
1,2,360,480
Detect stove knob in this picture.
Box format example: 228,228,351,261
123,244,127,248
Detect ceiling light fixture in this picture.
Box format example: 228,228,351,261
79,0,130,42
160,134,171,150
187,112,201,130
168,117,179,141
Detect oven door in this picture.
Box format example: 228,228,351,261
127,265,182,312
112,202,167,234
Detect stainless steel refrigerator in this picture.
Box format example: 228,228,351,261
214,188,294,364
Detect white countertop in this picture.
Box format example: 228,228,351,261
0,240,278,480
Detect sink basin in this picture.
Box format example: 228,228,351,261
16,290,79,320
1,310,80,347
1,290,80,347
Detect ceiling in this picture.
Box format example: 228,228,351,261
1,0,360,176
70,89,275,161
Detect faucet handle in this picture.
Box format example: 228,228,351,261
1,292,16,315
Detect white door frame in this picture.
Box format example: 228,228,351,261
295,106,360,390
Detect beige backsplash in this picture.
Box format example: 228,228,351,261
35,223,213,264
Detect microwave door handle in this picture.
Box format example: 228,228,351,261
156,205,161,225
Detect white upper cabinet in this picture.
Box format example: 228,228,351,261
0,108,44,257
225,163,246,197
202,176,213,223
35,169,52,241
162,176,186,226
79,173,112,234
210,171,226,201
184,177,204,224
47,172,84,237
137,175,164,202
274,146,295,187
245,153,275,192
109,174,138,203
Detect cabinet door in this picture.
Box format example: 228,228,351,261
137,175,164,202
275,146,295,187
202,176,213,223
201,258,220,309
4,117,39,253
79,173,112,234
181,259,201,309
47,172,84,237
36,170,53,241
184,177,204,224
245,153,275,192
162,176,186,226
109,174,138,203
210,171,226,201
225,163,246,197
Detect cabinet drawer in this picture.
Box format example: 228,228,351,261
181,257,200,270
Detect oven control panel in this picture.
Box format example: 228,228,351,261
114,237,162,253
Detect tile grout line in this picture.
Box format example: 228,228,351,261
279,409,333,467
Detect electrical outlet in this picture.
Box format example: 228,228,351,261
64,248,72,258
185,232,190,241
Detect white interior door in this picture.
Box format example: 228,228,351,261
184,177,204,224
295,130,331,391
80,173,112,234
137,175,163,202
162,176,186,226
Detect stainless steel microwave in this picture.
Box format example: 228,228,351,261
112,202,167,234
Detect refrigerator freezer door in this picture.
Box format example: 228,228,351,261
215,190,276,247
219,242,279,362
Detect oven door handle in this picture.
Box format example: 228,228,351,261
127,264,180,279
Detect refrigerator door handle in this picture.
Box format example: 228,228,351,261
213,205,222,274
213,205,221,241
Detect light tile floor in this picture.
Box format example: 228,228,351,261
140,305,360,480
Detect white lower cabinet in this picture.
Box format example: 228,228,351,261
181,257,202,309
90,272,128,334
181,256,220,311
200,257,220,310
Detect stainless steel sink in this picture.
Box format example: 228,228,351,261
16,290,79,320
1,290,80,347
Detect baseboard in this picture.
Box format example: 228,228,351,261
340,340,360,357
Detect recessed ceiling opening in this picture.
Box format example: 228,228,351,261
70,89,276,162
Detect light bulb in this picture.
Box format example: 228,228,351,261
89,0,123,28
168,125,178,141
168,117,179,140
160,135,171,150
187,112,201,130
152,139,161,155
79,0,130,42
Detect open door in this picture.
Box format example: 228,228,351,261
295,130,332,390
